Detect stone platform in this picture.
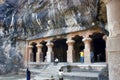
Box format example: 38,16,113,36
19,62,108,80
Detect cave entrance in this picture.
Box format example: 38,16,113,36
41,41,47,62
91,33,106,62
53,39,67,62
32,43,37,62
73,35,84,62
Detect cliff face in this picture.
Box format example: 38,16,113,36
0,0,106,74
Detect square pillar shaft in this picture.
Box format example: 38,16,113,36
27,45,33,63
106,0,120,80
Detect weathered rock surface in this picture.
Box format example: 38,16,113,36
0,0,107,74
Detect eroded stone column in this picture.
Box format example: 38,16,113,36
82,37,92,64
36,43,43,63
66,39,75,63
27,45,33,63
105,0,120,80
46,41,54,62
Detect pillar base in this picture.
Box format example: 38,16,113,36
107,36,120,80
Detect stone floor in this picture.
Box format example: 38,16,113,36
0,72,100,80
0,73,55,80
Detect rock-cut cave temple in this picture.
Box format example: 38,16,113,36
0,0,120,80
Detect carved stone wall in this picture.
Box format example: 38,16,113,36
0,0,108,74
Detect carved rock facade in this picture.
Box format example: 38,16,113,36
0,0,107,74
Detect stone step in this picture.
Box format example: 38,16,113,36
19,63,65,76
31,71,100,80
19,63,107,80
61,63,107,72
28,62,49,69
63,72,99,80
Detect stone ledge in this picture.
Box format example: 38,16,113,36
63,72,99,77
27,26,87,40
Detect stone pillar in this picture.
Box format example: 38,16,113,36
82,37,92,64
27,45,33,63
105,0,120,80
24,42,28,67
103,35,108,63
46,41,54,62
36,44,43,63
66,39,75,63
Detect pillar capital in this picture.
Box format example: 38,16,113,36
102,0,112,4
36,44,43,48
46,41,54,47
66,39,75,45
28,45,33,49
103,35,108,41
82,37,92,43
